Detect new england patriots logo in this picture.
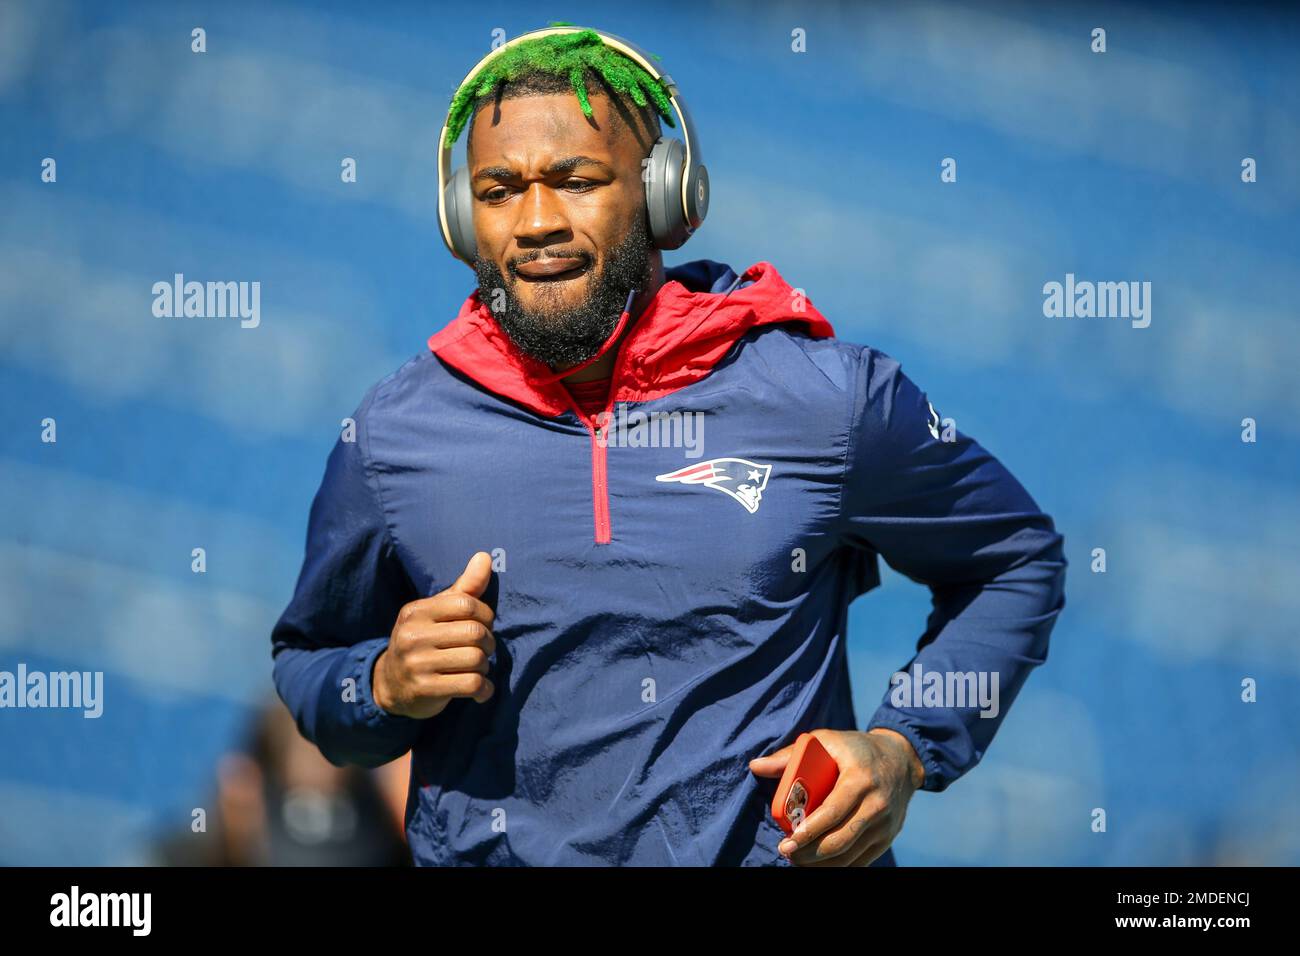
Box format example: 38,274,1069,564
655,458,773,514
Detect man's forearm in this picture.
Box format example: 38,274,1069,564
272,637,424,769
867,544,1066,791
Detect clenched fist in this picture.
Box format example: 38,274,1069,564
372,551,497,719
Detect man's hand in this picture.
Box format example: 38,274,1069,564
371,552,496,719
748,728,925,866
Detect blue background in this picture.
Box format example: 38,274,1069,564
1,0,1297,864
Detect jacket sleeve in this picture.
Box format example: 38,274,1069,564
270,386,426,768
838,347,1067,792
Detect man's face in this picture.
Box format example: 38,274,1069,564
468,91,656,369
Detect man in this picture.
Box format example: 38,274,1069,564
271,28,1067,867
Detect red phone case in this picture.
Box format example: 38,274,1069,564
770,733,840,836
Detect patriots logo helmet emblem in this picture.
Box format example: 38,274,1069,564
655,458,772,514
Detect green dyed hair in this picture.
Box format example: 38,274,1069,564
444,22,677,147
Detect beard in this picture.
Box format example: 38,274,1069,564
473,211,654,369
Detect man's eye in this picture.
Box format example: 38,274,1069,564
482,181,595,201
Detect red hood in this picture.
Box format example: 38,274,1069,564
427,260,835,418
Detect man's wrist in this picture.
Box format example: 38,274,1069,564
867,727,926,790
371,648,397,715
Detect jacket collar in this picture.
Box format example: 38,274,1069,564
427,260,835,419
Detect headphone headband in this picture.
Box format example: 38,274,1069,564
436,25,708,263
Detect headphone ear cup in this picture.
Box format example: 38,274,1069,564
644,137,686,250
685,162,709,232
644,137,708,251
444,164,478,263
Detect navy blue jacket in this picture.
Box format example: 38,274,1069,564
271,259,1067,865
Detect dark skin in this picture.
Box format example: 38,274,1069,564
466,89,664,382
749,728,925,866
375,88,927,867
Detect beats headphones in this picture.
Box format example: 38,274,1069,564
436,25,709,264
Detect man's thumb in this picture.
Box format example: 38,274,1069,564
449,551,493,599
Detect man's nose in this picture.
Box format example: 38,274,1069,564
515,182,571,247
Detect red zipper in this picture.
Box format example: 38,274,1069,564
584,415,611,544
556,303,638,546
570,341,635,546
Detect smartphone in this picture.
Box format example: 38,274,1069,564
770,733,840,836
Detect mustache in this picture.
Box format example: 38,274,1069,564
508,249,593,275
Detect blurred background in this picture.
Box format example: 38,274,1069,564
1,0,1297,865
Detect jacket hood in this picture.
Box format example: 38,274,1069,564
427,259,835,419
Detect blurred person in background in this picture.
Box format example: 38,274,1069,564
152,698,410,866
